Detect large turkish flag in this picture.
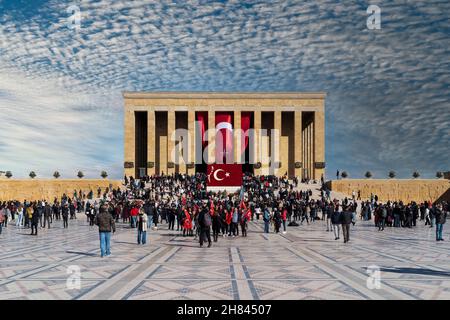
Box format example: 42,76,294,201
215,112,233,164
207,164,242,187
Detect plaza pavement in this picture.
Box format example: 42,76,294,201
1,211,450,300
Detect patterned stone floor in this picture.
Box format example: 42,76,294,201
1,214,450,300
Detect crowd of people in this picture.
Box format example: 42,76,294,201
0,173,448,256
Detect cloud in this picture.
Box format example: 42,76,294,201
0,0,448,178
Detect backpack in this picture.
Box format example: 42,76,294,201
203,212,212,227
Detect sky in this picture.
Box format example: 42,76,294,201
0,0,448,180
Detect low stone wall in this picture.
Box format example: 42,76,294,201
327,179,450,203
0,179,122,201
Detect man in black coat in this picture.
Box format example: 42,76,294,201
31,205,39,235
62,204,69,228
43,202,52,229
341,206,353,243
198,205,212,248
435,204,446,241
69,202,76,220
167,204,176,230
331,208,342,240
37,203,44,228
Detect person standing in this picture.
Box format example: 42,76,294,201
263,207,271,233
43,202,52,229
198,205,212,248
225,208,232,236
212,209,221,242
435,204,446,241
0,209,4,234
240,208,251,237
231,207,239,237
25,203,33,228
52,201,60,221
341,206,353,243
168,204,175,230
137,209,148,245
37,202,44,228
393,204,401,227
95,205,116,257
130,205,139,228
281,207,287,234
379,205,387,231
325,202,333,232
183,208,193,237
69,202,76,219
16,205,24,228
62,204,69,228
30,204,39,236
152,206,159,230
273,208,281,233
87,206,96,226
2,204,9,228
331,207,341,240
429,204,436,228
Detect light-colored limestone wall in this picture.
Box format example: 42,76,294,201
147,110,155,175
253,111,262,176
0,179,122,202
273,110,282,175
294,111,302,178
314,111,325,180
124,92,326,178
329,179,450,203
187,111,196,175
124,108,135,177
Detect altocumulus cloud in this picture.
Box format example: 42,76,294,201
0,0,448,178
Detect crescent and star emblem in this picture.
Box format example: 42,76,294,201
208,167,231,182
213,169,225,181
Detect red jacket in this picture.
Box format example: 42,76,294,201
130,207,139,217
281,209,287,221
225,210,232,225
183,210,192,229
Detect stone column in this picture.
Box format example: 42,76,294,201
253,111,261,176
177,112,187,175
147,110,155,176
314,111,325,180
187,111,196,175
159,135,167,175
309,122,314,179
167,110,176,175
306,121,310,180
124,107,135,178
302,123,305,179
294,111,302,179
234,111,241,164
309,121,313,180
261,135,270,175
208,110,215,164
272,111,282,175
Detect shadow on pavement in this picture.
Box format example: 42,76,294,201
66,251,98,256
379,267,450,277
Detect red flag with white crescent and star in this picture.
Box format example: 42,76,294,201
207,164,242,187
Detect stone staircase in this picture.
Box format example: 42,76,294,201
294,182,349,201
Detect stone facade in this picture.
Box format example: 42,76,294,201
0,179,122,201
328,179,450,203
123,92,326,179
